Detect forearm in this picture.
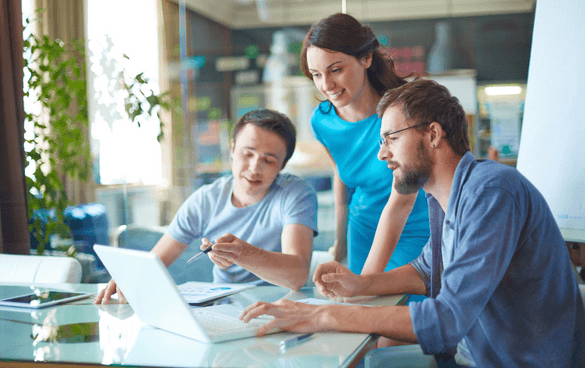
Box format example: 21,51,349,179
359,264,427,297
236,246,309,290
361,191,417,274
333,172,348,247
320,304,417,343
151,233,189,267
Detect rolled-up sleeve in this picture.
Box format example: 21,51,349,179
410,241,432,297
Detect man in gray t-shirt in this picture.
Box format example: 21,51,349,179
168,173,317,285
95,109,318,304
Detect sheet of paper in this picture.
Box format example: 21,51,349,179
295,298,353,306
296,297,379,307
178,282,255,304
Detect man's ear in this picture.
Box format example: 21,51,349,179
428,122,444,148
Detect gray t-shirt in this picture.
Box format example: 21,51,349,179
167,173,318,285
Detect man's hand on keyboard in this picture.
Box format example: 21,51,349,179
239,299,326,337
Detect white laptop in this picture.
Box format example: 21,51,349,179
93,245,280,343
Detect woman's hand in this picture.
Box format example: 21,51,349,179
328,239,347,262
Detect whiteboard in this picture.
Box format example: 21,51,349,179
516,0,585,242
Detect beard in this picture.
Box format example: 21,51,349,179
393,141,432,195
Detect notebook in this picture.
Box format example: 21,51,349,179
93,245,280,343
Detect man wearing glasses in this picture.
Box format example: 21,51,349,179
241,79,585,367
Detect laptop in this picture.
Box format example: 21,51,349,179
93,245,280,343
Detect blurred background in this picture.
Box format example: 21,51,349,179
19,0,535,282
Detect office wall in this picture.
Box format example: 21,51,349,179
230,12,535,82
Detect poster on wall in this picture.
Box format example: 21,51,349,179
488,101,521,158
195,120,230,165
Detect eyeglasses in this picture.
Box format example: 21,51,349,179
378,122,430,147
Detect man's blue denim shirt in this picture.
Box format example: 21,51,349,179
409,152,585,367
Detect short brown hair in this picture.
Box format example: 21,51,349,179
377,79,470,156
232,108,296,168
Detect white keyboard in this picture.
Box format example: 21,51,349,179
191,308,265,332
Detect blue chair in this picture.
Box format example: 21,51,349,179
30,202,110,263
64,202,110,268
304,175,332,192
29,203,111,282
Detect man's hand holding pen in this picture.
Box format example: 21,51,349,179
199,233,248,269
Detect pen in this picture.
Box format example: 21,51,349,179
279,333,314,353
186,243,213,264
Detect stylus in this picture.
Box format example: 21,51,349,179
279,333,314,353
186,243,213,264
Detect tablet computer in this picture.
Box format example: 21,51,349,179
0,290,93,309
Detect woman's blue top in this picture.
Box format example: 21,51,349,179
311,101,430,275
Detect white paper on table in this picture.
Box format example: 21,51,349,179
177,282,255,304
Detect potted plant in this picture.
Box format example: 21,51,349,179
23,13,178,264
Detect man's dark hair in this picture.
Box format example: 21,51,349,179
232,108,296,168
377,79,470,156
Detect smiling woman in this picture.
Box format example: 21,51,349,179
300,13,431,289
305,46,374,121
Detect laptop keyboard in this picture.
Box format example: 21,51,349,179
192,309,264,332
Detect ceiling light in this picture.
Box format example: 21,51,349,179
484,86,522,96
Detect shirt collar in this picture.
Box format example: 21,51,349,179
273,173,284,187
424,151,475,226
445,151,475,224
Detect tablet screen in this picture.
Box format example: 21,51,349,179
0,291,92,308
